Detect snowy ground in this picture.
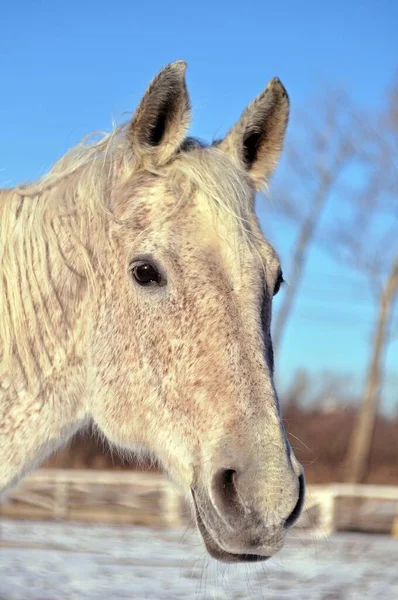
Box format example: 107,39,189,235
0,519,397,600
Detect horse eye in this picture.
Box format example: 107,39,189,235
131,261,163,287
273,270,284,296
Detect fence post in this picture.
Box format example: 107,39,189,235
317,489,336,535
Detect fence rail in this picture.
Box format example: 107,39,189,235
0,469,185,527
1,469,398,535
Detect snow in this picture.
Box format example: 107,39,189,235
0,519,397,599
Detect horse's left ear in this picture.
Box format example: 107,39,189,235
128,60,191,166
217,78,289,190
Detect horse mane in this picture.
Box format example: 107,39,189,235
0,121,258,387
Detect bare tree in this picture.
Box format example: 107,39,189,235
282,368,356,411
269,92,358,354
336,80,398,482
269,80,397,482
345,257,398,482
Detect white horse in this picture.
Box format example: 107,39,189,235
0,61,304,562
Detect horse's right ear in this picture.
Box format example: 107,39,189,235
128,61,191,166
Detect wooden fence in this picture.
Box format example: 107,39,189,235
305,483,398,535
1,469,398,535
0,469,185,527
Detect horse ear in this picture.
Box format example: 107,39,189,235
217,78,289,190
128,61,191,165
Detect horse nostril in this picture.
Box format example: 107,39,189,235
284,473,305,529
212,468,242,518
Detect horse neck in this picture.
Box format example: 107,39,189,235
0,186,91,494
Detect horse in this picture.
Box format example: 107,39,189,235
0,61,304,562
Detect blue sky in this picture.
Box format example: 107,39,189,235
1,0,397,409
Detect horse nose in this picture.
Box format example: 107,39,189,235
211,468,242,521
210,466,305,529
284,473,305,528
